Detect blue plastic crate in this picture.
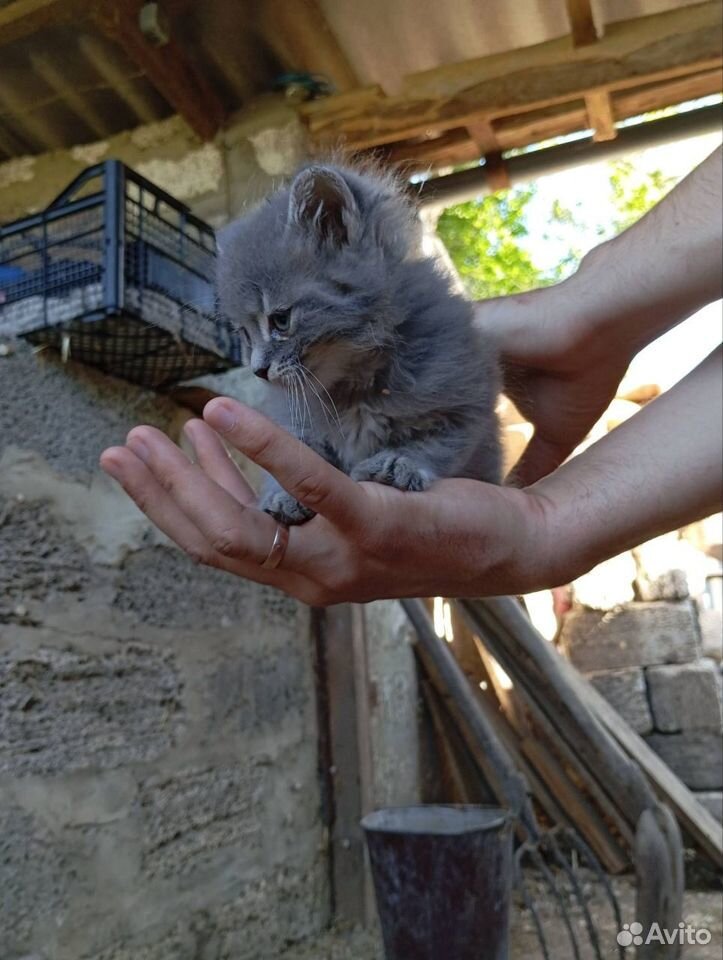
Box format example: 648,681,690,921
0,160,242,388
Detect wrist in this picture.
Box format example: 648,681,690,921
562,244,645,363
526,476,596,588
468,485,564,595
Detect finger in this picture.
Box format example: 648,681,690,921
183,418,256,506
203,398,367,532
100,445,311,593
100,446,239,569
125,425,280,566
505,432,574,487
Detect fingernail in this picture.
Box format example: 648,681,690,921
127,436,150,462
99,453,121,478
206,401,236,433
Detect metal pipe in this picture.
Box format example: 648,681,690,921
417,103,722,209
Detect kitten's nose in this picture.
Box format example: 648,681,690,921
253,365,270,381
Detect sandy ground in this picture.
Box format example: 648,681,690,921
281,875,722,959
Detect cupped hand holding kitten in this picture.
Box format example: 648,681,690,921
100,397,553,606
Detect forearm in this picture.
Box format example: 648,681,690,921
578,145,722,355
533,346,723,583
478,147,722,369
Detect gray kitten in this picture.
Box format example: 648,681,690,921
217,162,501,525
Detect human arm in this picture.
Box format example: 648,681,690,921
531,345,722,577
99,345,721,603
478,145,722,485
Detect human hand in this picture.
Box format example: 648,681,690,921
476,272,631,486
99,398,554,605
481,147,723,488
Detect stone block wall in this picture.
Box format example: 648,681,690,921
559,534,723,823
0,343,328,960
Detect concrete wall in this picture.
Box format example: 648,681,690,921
0,97,424,957
0,342,329,960
0,94,307,229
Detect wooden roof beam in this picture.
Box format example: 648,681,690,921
586,89,617,141
78,34,161,126
565,0,600,47
30,50,115,140
301,1,722,151
258,0,359,94
566,2,619,142
376,67,722,174
90,1,225,141
0,0,80,48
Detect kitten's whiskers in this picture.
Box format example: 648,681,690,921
299,363,344,437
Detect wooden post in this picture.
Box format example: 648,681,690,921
319,604,368,923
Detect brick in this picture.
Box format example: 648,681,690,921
0,644,184,776
587,667,653,734
559,601,700,672
113,545,298,631
698,608,722,662
0,807,71,954
632,534,713,601
139,766,264,878
645,731,723,789
0,498,94,622
636,568,689,602
694,791,723,823
646,659,723,732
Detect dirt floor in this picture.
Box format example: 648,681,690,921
281,875,722,959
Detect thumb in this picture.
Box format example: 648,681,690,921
203,398,367,531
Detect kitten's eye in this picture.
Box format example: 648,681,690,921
332,281,354,295
268,310,291,334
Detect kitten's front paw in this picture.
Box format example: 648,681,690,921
351,452,435,492
259,488,315,525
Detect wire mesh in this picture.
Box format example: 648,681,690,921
0,160,241,389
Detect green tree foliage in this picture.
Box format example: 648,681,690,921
607,159,675,234
436,158,676,299
435,186,554,299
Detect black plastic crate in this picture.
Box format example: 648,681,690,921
0,160,242,388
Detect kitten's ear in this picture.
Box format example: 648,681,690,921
287,167,360,246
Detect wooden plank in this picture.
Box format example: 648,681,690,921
0,0,79,47
300,2,722,149
472,631,634,854
350,603,376,923
458,598,655,823
90,0,225,141
465,117,499,154
464,597,723,868
465,119,510,190
585,89,617,141
77,33,161,125
521,736,629,873
258,0,358,94
0,77,66,150
420,676,477,804
30,51,114,139
378,128,479,171
566,0,599,47
614,67,723,117
321,604,367,924
376,68,720,174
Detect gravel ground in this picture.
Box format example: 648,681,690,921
280,875,722,959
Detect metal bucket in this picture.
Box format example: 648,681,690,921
361,805,512,960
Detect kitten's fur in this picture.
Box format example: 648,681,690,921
217,162,501,525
